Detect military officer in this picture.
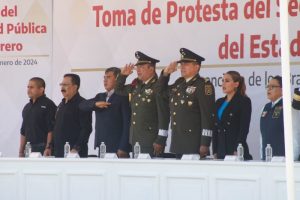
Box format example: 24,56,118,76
115,51,169,156
157,48,215,158
260,76,284,159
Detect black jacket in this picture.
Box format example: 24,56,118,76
213,92,253,160
53,93,92,157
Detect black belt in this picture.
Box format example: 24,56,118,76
31,143,46,148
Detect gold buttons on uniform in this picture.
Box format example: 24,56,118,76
188,101,193,106
133,112,136,116
173,122,176,125
188,129,192,133
177,93,181,96
133,121,136,125
147,99,151,103
181,100,185,104
173,112,176,116
174,102,178,106
142,98,145,101
135,103,139,106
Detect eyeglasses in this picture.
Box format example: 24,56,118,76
265,85,281,90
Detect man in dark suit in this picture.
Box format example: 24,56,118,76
80,67,131,158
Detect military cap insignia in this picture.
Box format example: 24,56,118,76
205,85,213,95
145,89,153,95
186,86,196,94
135,51,160,66
177,48,205,64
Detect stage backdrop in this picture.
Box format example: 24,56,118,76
52,0,300,159
1,0,300,158
0,0,52,156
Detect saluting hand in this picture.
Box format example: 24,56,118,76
121,63,134,76
163,61,177,76
95,101,111,108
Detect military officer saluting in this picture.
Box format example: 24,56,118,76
115,51,169,156
157,48,215,158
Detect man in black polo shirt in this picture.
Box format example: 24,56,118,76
53,74,92,157
19,77,56,157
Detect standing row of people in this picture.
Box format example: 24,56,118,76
20,74,92,157
19,48,300,160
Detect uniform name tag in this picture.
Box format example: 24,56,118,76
261,111,267,117
181,154,200,160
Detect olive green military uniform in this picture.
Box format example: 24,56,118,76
115,74,169,154
114,51,170,154
157,74,215,154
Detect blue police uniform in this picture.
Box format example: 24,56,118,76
260,98,285,159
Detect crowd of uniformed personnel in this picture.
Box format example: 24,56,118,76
19,48,300,160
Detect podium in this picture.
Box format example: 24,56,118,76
0,158,299,200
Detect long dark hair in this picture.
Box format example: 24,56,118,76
225,71,247,96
